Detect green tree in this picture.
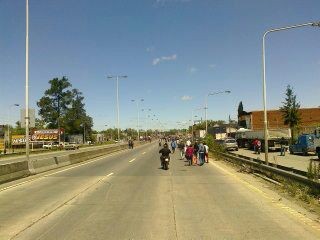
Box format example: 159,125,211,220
35,118,46,129
238,101,244,118
12,121,25,135
237,101,247,128
63,89,93,139
280,85,301,143
37,76,73,128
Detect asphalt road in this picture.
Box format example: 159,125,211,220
1,143,320,240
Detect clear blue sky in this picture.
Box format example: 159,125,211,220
1,0,320,130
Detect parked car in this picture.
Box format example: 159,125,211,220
63,142,79,150
222,138,239,151
42,142,59,149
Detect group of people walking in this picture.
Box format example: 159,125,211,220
159,138,209,168
182,140,209,166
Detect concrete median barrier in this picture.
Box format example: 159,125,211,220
0,141,148,184
0,161,29,183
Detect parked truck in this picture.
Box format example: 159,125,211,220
235,128,291,151
289,127,320,159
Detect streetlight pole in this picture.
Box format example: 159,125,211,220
107,75,127,142
131,99,144,141
141,108,151,139
205,90,231,134
7,104,20,153
25,0,34,173
191,107,203,141
262,21,320,165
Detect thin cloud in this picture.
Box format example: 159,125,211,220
209,64,216,69
181,95,192,101
156,0,191,4
152,54,177,65
189,67,198,73
146,46,155,52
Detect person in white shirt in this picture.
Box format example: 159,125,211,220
203,142,209,163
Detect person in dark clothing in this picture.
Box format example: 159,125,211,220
193,142,199,165
159,143,172,168
280,137,286,156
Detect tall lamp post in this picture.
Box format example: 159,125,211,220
131,98,144,140
25,0,34,173
107,75,127,142
205,90,231,134
7,104,20,153
191,107,203,141
141,108,151,139
262,21,320,164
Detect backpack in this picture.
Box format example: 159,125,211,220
257,140,261,147
199,144,205,153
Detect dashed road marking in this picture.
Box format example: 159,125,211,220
106,172,114,177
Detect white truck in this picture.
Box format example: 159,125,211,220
235,128,291,151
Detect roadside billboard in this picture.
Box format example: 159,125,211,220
0,138,4,152
31,129,64,141
0,125,5,152
12,135,28,146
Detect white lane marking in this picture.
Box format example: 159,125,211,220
11,171,116,238
142,152,146,155
129,158,136,163
0,151,122,193
106,172,114,177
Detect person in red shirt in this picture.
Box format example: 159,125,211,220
185,145,194,166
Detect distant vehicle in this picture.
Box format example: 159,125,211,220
63,142,79,150
42,142,59,149
289,128,320,159
222,138,239,151
235,128,291,151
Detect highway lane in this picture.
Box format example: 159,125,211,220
0,142,127,165
1,143,320,239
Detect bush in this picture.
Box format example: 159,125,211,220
204,134,225,160
307,160,320,181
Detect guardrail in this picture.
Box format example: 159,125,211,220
216,151,320,190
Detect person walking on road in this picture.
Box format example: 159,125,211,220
185,144,194,166
198,142,205,166
193,141,199,165
128,139,134,149
178,141,185,159
171,139,177,153
204,142,209,163
280,137,286,156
